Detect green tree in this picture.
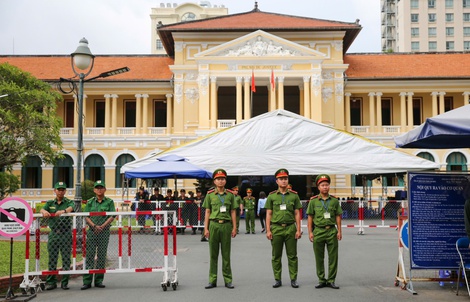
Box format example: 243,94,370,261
0,62,64,170
0,172,20,199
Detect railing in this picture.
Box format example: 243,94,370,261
350,126,369,134
382,126,401,134
217,119,236,128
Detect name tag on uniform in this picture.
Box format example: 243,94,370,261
220,206,227,213
280,204,287,211
324,212,331,219
166,203,170,207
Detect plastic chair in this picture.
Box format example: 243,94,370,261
456,237,470,296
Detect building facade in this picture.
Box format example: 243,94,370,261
381,0,470,52
1,4,470,202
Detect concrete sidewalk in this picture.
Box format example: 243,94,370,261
31,225,466,302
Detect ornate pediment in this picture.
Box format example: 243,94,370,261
195,30,326,59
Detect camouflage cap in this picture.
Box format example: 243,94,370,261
315,174,331,186
94,180,106,188
213,168,227,179
54,182,67,189
275,168,289,178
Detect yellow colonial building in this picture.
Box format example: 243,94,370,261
1,4,469,202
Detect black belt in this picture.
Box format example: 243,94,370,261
273,222,294,227
316,225,335,229
211,219,230,224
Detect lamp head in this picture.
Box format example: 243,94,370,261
71,38,95,70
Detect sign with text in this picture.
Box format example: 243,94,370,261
408,172,470,269
0,197,33,238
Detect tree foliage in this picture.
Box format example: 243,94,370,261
0,63,64,170
0,172,20,199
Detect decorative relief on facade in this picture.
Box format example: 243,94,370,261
282,64,292,70
311,73,323,97
335,83,344,103
185,88,199,104
174,83,183,104
322,87,333,103
185,73,198,81
175,42,184,52
332,41,343,52
224,36,300,57
198,74,209,96
228,64,237,70
322,71,333,80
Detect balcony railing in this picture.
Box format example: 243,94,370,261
217,119,236,128
350,126,369,134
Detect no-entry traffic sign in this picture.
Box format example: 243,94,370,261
0,197,33,238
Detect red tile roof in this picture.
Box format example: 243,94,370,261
0,55,174,82
158,10,361,55
345,52,470,80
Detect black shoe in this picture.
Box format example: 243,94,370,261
272,280,282,288
201,237,208,242
245,232,250,234
61,284,69,290
205,283,216,289
225,283,234,289
46,284,57,290
252,232,255,234
291,280,299,288
95,283,106,288
327,282,339,289
81,284,92,290
315,282,327,289
261,228,265,233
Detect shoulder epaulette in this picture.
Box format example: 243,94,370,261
330,194,338,199
310,195,319,200
207,189,215,194
226,189,235,194
269,190,277,195
288,189,298,194
243,196,250,199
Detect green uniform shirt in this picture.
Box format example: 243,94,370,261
84,196,116,226
42,197,74,230
265,190,302,224
306,194,343,227
202,189,238,221
234,195,243,209
243,196,256,210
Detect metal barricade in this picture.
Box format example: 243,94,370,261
20,210,178,294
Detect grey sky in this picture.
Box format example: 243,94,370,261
0,0,380,55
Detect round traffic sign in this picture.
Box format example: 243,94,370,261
400,220,409,250
0,197,34,238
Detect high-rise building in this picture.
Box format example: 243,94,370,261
150,1,228,54
381,0,470,52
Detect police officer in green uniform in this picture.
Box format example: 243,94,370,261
307,174,342,289
40,182,74,290
232,186,243,234
243,188,256,234
81,180,116,290
203,169,238,289
265,169,302,289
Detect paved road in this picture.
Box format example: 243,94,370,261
31,225,466,302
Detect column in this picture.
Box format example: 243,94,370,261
236,77,243,124
399,92,407,132
303,76,310,119
463,92,470,106
142,94,149,135
407,92,414,130
299,85,304,116
269,83,276,112
431,91,438,117
166,94,173,134
198,74,210,129
368,92,375,133
135,94,142,135
111,94,118,135
244,76,250,119
104,94,111,134
344,92,351,131
438,92,446,114
210,76,217,129
310,76,322,122
376,92,382,133
277,76,284,110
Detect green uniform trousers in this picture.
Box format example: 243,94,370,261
271,223,298,281
245,210,255,233
208,221,233,284
83,231,110,285
313,227,339,283
236,208,241,232
46,232,72,285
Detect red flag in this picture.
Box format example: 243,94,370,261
271,69,275,91
251,70,256,93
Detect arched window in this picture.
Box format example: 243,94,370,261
21,156,42,188
84,154,105,183
115,154,136,188
446,152,468,171
53,155,73,188
417,152,435,162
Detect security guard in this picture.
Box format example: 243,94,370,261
243,188,256,234
40,182,74,290
81,180,116,290
203,169,238,289
265,169,302,289
232,186,243,234
307,174,343,289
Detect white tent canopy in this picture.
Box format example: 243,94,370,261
121,110,439,176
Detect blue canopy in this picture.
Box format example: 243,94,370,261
395,105,470,149
124,154,212,179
